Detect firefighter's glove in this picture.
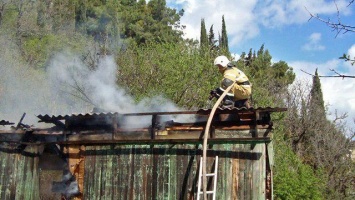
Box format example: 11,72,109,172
209,88,223,100
209,90,217,100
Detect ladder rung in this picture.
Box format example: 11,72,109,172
198,191,215,194
205,173,216,176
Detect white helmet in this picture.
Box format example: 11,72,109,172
214,56,230,67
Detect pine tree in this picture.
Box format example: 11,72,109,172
148,0,165,21
245,48,253,66
257,44,264,57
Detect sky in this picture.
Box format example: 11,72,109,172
167,0,355,130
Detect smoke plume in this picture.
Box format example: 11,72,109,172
47,52,193,128
1,46,194,129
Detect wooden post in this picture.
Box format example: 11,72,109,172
151,114,157,140
112,113,118,140
250,111,259,150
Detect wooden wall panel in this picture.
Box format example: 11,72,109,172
83,143,267,200
0,146,40,200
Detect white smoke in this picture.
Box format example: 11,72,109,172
0,36,88,128
47,52,195,128
0,48,195,129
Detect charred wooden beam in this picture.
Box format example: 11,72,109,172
0,120,14,126
18,137,271,146
121,107,287,116
15,113,31,129
16,130,34,151
0,123,272,143
150,114,157,140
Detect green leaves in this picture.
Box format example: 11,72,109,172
22,33,90,69
273,137,325,200
241,45,295,107
116,42,218,109
339,53,355,65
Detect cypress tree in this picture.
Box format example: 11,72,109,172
301,68,327,169
200,18,208,50
220,15,229,53
310,68,326,121
218,33,221,50
208,25,216,48
208,25,219,57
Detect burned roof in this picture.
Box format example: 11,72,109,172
35,107,287,132
0,120,15,126
0,107,287,146
37,107,286,121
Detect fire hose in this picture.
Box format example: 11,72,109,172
202,81,236,199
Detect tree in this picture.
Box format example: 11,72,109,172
273,135,325,200
200,18,208,50
143,0,184,44
284,78,355,199
201,16,230,56
0,0,187,68
240,45,295,107
220,15,229,54
0,2,5,26
208,25,218,50
309,69,326,121
116,42,218,109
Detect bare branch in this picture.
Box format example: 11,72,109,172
332,110,348,123
305,3,355,37
69,78,96,107
301,69,355,78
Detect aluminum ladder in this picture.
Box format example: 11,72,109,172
197,156,218,200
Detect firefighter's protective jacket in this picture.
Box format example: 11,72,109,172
219,67,252,100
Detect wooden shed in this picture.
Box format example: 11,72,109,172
0,107,286,199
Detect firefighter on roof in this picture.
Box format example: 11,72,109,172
210,55,252,108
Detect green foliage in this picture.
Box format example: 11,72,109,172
201,16,230,57
310,69,326,120
282,78,355,199
200,18,208,50
22,33,90,68
240,45,295,107
273,129,325,200
220,15,229,53
208,25,219,57
22,35,56,66
117,0,184,45
116,42,218,109
339,53,355,65
0,4,18,32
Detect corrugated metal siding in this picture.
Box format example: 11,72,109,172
83,143,267,200
0,146,40,200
